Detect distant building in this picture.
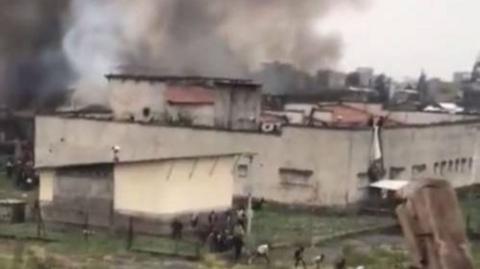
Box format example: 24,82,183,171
426,78,459,103
356,67,375,88
316,70,347,90
462,58,480,113
453,72,472,84
473,60,480,82
253,62,315,95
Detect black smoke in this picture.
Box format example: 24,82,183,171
66,0,368,96
0,0,369,109
0,0,72,110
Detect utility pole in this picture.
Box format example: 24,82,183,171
245,155,254,236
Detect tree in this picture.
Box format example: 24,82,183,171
374,74,389,103
417,72,429,105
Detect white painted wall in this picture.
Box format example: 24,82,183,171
109,80,167,121
38,169,55,202
388,111,478,125
114,157,235,216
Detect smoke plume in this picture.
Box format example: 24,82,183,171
0,0,71,109
65,0,368,97
0,0,368,109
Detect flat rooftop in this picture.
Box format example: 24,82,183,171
105,74,261,89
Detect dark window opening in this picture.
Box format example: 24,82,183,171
143,107,151,118
448,160,453,172
389,167,406,179
237,164,248,178
279,168,313,186
440,161,447,175
412,164,427,177
461,158,467,172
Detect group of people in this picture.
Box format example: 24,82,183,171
4,157,37,190
247,244,329,268
168,201,357,268
169,207,250,259
203,208,248,257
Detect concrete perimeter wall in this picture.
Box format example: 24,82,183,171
388,111,477,125
36,116,480,207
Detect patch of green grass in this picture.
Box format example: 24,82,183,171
471,244,480,268
47,232,127,257
132,235,201,258
461,195,480,233
0,172,32,200
250,206,395,246
344,246,408,269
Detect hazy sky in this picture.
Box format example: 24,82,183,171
317,0,480,81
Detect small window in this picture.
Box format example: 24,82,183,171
434,162,439,174
461,158,467,172
440,161,448,175
279,168,313,186
390,167,406,179
143,107,151,118
237,164,248,178
455,159,460,172
468,158,474,170
448,161,453,172
412,164,427,177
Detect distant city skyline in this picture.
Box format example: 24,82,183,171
316,0,480,81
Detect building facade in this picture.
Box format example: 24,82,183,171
36,116,480,210
106,75,262,130
37,154,242,232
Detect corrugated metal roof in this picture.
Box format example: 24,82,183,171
165,86,215,105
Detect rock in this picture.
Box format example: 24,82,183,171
103,255,114,262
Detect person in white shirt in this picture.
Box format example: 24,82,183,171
248,243,270,265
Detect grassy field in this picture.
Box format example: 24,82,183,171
250,205,396,246
0,172,31,200
461,193,480,233
0,172,477,268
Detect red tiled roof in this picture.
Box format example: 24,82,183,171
318,104,402,126
165,86,215,105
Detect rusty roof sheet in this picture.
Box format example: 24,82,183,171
165,86,215,105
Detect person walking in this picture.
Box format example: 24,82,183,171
294,246,307,269
170,219,183,240
313,253,325,269
232,222,245,262
248,243,270,265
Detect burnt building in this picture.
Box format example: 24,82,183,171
106,75,262,131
